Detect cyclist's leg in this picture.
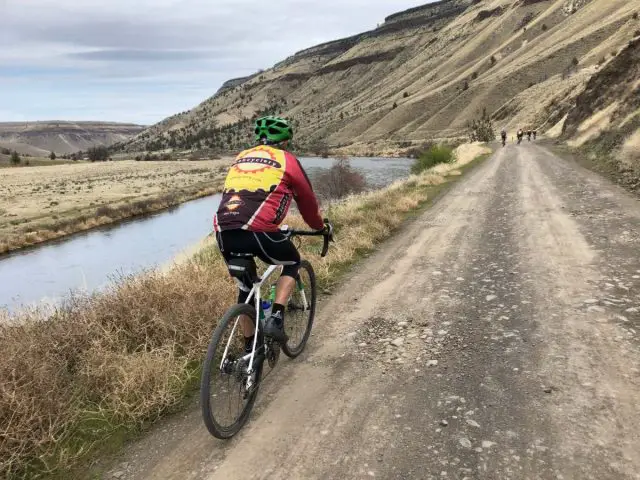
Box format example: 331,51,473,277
217,231,256,342
253,232,301,340
252,231,301,299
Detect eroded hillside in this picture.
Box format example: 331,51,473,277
0,121,145,156
117,0,640,156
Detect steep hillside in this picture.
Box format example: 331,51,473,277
0,121,145,155
560,35,640,188
116,0,639,156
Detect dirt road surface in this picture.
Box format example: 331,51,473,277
106,144,640,480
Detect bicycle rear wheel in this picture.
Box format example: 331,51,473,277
282,260,317,358
200,303,263,439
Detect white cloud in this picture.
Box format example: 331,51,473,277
2,0,431,123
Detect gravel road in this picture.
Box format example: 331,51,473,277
105,143,640,480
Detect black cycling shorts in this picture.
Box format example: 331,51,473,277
216,229,301,302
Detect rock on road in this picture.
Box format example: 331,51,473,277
109,144,640,480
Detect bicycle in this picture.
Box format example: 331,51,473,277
200,223,333,439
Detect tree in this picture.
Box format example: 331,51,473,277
49,151,56,160
10,150,20,165
87,145,109,162
467,108,495,143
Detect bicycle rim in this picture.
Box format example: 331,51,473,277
200,303,262,439
282,260,316,358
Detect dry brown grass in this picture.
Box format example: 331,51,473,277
0,161,476,478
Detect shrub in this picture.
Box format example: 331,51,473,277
489,55,497,67
403,91,410,98
542,23,548,31
411,145,454,174
314,158,367,200
516,12,535,31
467,107,495,142
462,80,469,91
572,56,579,66
49,151,56,160
471,71,478,80
87,146,109,162
10,150,20,165
633,12,638,20
392,102,398,109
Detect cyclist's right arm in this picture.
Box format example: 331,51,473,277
286,153,324,231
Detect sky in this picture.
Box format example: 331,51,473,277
2,0,429,125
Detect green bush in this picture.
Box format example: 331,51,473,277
10,151,21,165
411,145,454,174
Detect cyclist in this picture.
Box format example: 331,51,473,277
501,129,507,147
517,129,524,144
213,116,329,351
533,129,537,140
527,130,532,142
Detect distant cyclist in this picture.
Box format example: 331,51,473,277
213,116,331,350
517,129,524,144
533,130,537,140
501,129,507,147
527,130,532,142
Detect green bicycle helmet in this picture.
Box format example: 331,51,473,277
254,116,293,144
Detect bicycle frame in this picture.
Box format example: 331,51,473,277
218,264,283,375
219,260,312,382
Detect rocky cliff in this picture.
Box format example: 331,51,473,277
116,0,639,156
0,121,145,156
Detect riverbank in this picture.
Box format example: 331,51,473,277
0,144,491,478
0,159,231,255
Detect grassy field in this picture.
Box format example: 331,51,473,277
0,155,79,168
0,159,231,255
0,145,491,478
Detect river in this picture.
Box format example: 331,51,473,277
0,157,413,312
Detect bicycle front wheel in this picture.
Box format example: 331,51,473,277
282,260,317,358
200,303,263,439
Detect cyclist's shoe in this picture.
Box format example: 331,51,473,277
264,310,288,343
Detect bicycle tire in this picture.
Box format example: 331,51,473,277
282,260,317,358
200,303,263,439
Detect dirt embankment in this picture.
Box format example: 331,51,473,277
562,36,640,191
0,160,230,255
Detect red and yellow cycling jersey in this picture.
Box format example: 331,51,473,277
214,145,323,232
